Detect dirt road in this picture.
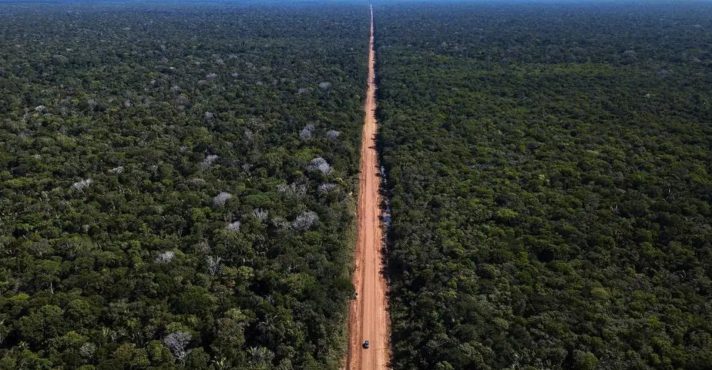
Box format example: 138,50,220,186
347,4,390,370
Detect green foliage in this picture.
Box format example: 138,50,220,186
0,2,367,368
376,2,712,369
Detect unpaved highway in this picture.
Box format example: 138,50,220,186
347,4,390,370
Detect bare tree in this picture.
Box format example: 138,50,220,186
292,211,319,231
226,221,241,232
155,251,175,264
201,154,219,168
252,208,269,222
318,183,337,194
213,192,232,207
163,332,192,361
326,129,341,141
207,256,222,276
307,157,332,175
299,124,315,141
72,179,93,192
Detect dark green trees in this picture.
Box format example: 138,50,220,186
0,2,368,368
376,2,712,369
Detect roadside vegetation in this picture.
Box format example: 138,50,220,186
0,3,367,368
376,2,712,369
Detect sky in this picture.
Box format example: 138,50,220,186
0,0,709,6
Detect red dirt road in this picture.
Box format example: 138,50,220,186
347,5,390,370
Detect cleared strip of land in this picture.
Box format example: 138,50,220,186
347,5,390,370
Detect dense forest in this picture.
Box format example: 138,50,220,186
3,1,712,369
376,2,712,369
0,2,368,369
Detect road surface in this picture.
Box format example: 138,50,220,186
347,4,390,370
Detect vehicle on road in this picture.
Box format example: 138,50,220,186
362,340,370,349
